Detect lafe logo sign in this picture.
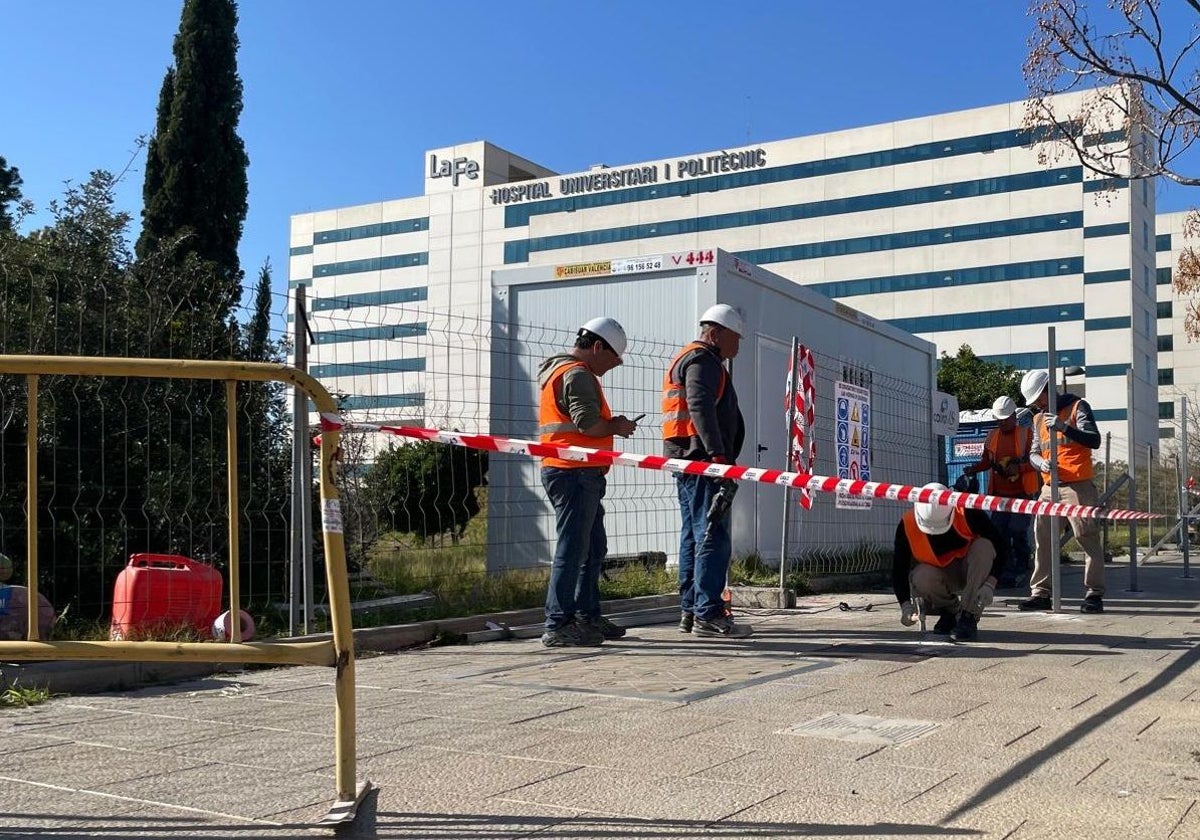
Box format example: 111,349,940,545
429,154,480,186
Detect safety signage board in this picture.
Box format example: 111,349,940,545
835,381,872,510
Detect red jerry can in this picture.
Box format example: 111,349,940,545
110,554,223,640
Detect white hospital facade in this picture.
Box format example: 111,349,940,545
290,89,1183,459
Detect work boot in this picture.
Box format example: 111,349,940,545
581,614,626,640
679,612,694,633
541,621,605,648
950,612,978,642
932,609,957,634
1080,594,1104,614
1018,595,1052,611
694,614,753,638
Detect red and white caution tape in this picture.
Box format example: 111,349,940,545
318,414,1161,522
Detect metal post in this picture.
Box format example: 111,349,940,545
226,380,242,641
25,375,38,641
1184,395,1192,579
1047,329,1061,612
1147,443,1153,546
1177,452,1190,571
1126,370,1138,592
1101,432,1112,556
290,285,312,635
779,338,800,598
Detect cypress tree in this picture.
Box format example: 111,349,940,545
136,0,248,312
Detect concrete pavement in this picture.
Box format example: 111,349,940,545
2,554,1198,839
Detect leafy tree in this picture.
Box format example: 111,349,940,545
1024,0,1200,336
364,441,488,543
937,345,1024,410
136,0,248,317
0,157,25,232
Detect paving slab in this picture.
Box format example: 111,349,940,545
0,556,1197,837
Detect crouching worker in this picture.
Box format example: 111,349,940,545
893,483,1007,642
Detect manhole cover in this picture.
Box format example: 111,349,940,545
779,712,940,744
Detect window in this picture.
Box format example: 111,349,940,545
1158,368,1174,386
314,217,429,244
1158,267,1173,285
1145,310,1153,336
1143,221,1151,251
314,323,428,345
313,252,429,277
1159,335,1175,352
1083,269,1129,284
1159,402,1175,419
312,287,428,311
889,303,1082,334
1143,265,1152,295
506,125,1070,227
1083,316,1129,331
1158,301,1173,319
310,358,426,378
812,257,1082,299
1157,233,1173,252
1083,223,1130,239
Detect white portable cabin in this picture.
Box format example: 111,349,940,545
488,249,939,573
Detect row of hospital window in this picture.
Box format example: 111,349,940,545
310,286,428,311
295,255,1171,307
508,168,1083,261
503,126,1124,227
506,211,1086,266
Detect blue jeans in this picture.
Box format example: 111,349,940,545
541,467,607,630
990,508,1032,576
676,474,732,621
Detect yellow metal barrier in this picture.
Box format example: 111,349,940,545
0,355,368,825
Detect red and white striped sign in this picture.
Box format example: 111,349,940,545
786,344,817,509
318,414,1161,522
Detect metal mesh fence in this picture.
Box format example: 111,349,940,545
0,246,937,630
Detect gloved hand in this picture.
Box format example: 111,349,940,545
973,581,995,613
953,474,971,492
1048,416,1067,433
900,600,917,626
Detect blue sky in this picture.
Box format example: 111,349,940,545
4,1,1194,325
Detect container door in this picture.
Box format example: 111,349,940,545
753,336,791,563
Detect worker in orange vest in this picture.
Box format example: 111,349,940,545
894,483,1006,642
1016,369,1106,614
537,317,639,647
962,395,1038,588
663,303,750,639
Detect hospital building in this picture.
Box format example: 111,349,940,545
289,87,1171,461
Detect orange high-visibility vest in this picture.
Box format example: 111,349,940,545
984,425,1039,497
538,360,611,470
1037,401,1094,482
902,509,975,567
661,342,727,440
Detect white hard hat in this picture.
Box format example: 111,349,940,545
914,482,955,536
992,396,1016,420
1020,369,1050,404
699,303,746,337
579,316,627,358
